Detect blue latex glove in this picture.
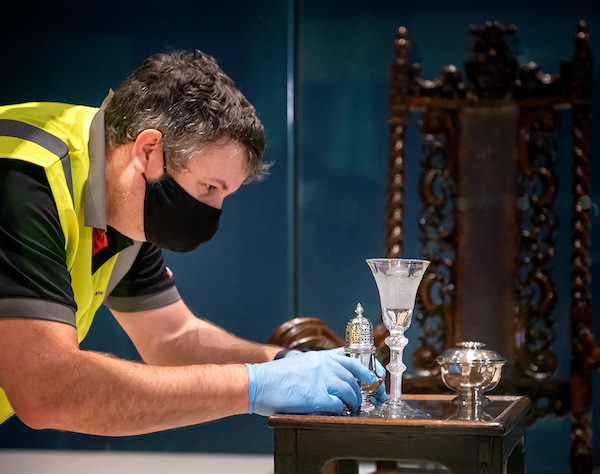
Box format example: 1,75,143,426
274,348,386,406
371,357,387,405
317,349,387,406
246,347,376,416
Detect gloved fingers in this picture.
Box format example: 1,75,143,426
314,394,345,415
326,377,361,413
321,358,363,402
321,348,384,384
373,380,387,404
331,354,377,385
290,349,365,399
373,357,386,379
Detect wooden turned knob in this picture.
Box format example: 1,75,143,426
268,317,344,351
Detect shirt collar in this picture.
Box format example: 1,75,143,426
84,90,113,230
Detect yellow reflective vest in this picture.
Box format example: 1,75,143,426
0,102,139,424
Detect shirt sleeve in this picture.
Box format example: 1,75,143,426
0,159,77,326
104,242,181,313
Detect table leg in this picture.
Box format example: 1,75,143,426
507,438,525,474
273,428,297,474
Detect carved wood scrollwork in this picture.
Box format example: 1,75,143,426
515,106,560,382
414,109,459,377
395,24,594,443
465,21,518,100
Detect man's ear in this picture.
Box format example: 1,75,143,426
132,129,163,175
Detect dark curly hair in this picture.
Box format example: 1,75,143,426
104,50,267,181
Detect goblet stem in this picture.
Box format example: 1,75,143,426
386,331,408,403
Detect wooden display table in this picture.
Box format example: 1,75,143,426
268,394,530,474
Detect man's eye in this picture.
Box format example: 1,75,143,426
206,184,216,191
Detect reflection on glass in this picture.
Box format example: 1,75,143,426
448,402,495,421
399,397,515,422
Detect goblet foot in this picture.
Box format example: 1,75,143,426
374,399,431,419
453,388,490,407
356,398,378,417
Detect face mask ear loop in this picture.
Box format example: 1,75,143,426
141,147,167,182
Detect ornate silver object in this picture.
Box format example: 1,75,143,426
345,303,382,414
436,341,507,406
345,303,374,350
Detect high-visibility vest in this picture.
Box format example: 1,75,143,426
0,102,141,424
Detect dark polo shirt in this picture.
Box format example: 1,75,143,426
0,98,178,327
0,159,177,326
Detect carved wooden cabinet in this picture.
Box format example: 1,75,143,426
385,21,594,473
270,21,595,474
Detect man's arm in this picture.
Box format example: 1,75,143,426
0,318,249,436
110,299,282,366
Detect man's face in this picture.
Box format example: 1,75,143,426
108,139,249,242
167,141,249,210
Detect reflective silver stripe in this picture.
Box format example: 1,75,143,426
0,298,76,327
0,118,74,203
104,240,143,300
60,153,74,203
104,286,181,313
85,109,107,229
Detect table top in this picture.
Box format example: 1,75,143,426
268,395,530,435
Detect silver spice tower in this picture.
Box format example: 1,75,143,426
345,303,383,414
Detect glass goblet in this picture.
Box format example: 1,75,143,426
366,258,430,419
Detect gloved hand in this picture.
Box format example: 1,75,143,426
272,347,387,407
246,347,376,416
315,348,387,406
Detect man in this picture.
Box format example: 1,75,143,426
0,50,384,436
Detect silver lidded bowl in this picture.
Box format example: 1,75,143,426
436,341,506,406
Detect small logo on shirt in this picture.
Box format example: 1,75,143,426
165,266,173,279
95,291,104,296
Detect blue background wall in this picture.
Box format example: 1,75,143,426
0,1,599,473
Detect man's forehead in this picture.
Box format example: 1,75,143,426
196,138,246,156
186,141,249,179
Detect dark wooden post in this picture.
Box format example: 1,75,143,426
569,20,594,474
386,27,411,259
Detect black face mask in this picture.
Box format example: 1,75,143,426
143,152,222,252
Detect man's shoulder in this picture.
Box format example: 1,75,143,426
0,102,99,133
0,101,97,119
0,101,97,112
0,102,101,158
